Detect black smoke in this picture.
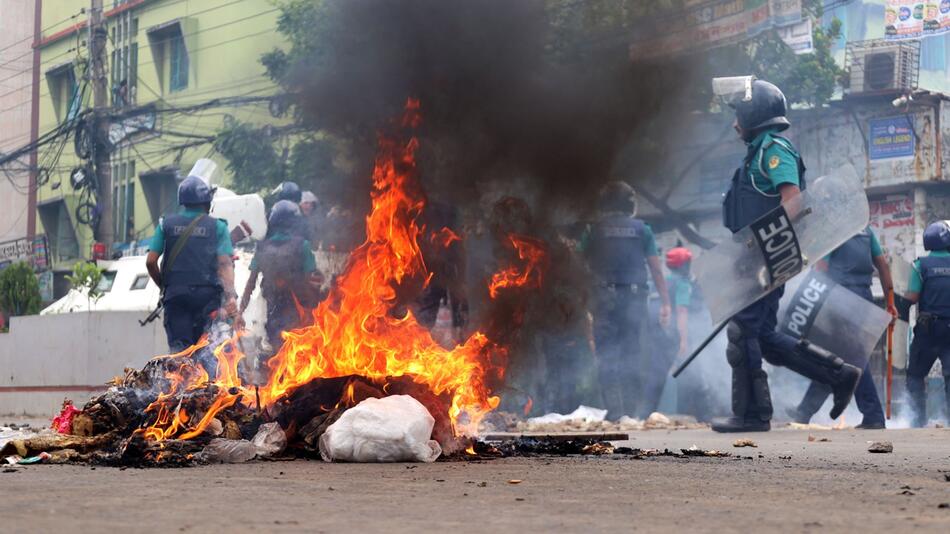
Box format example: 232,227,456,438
282,0,698,214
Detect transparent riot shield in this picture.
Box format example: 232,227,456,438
777,270,891,368
889,255,916,299
695,165,869,325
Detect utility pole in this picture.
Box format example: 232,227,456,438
89,0,113,253
27,0,43,240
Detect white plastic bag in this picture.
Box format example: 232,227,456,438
251,422,287,456
199,438,259,463
198,422,287,463
319,395,442,463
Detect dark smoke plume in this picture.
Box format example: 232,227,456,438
283,0,698,214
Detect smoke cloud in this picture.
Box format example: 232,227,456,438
286,0,697,215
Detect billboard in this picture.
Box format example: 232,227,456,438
885,0,950,40
868,116,916,160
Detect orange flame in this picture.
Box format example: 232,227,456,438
489,234,548,299
431,227,461,248
138,98,547,441
256,99,507,431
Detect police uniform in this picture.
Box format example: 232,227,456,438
584,212,660,419
148,208,233,352
712,103,860,432
906,248,950,426
250,231,318,349
792,227,887,427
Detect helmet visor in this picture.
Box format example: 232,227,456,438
712,76,755,108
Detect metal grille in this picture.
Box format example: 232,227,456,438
844,39,920,96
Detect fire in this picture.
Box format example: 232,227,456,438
139,98,547,441
257,98,508,430
432,227,461,248
489,235,547,299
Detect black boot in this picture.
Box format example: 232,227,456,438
712,367,770,433
778,340,861,419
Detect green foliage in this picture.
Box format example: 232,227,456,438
213,119,344,198
747,17,845,107
0,262,41,317
66,261,104,309
213,120,288,194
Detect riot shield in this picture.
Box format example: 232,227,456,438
695,165,869,325
889,255,916,299
777,270,891,368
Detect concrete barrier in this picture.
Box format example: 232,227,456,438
0,312,167,417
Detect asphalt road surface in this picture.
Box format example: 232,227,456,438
2,427,949,533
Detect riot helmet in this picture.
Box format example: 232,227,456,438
598,181,637,214
923,220,950,251
713,76,789,141
734,80,789,138
273,181,302,204
178,175,214,206
268,199,302,231
666,247,693,270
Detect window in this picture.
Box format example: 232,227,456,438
97,271,117,293
130,274,149,290
147,20,192,94
37,200,80,263
169,32,189,92
113,160,137,243
46,64,80,123
111,13,138,107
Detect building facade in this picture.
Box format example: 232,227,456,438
0,1,37,258
33,0,284,280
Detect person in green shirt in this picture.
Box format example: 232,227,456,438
582,181,670,420
238,200,323,352
712,78,860,433
904,220,950,427
145,176,237,353
789,226,898,429
665,247,694,360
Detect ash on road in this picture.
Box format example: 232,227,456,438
2,428,949,533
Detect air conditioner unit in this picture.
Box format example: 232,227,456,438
847,41,919,95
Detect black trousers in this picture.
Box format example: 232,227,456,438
163,286,221,353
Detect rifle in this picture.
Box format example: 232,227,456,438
140,297,163,326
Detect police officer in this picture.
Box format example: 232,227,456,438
712,79,861,433
904,220,950,427
273,181,302,204
145,175,237,352
238,200,322,352
269,180,313,241
584,181,671,420
789,227,898,428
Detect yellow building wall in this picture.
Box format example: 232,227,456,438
35,0,284,267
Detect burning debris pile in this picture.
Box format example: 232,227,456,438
2,100,558,467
